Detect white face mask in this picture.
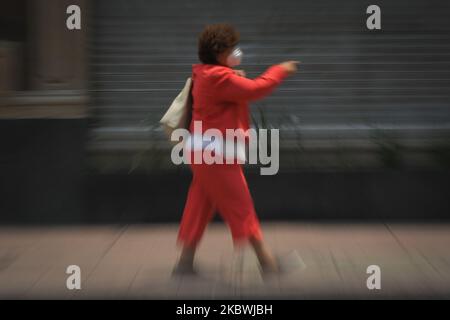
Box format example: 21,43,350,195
226,47,243,67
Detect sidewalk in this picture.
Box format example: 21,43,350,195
0,223,449,299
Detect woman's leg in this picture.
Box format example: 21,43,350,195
193,163,279,272
175,244,197,273
175,172,215,274
249,236,279,272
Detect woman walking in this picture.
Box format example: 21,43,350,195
174,23,298,276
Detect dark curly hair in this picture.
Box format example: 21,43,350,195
198,24,240,64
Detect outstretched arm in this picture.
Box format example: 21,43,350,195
215,65,289,102
215,61,299,102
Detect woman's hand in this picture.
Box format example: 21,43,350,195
279,61,300,76
233,69,246,77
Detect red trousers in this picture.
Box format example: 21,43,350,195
177,160,263,247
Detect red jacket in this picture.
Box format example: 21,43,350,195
189,64,288,135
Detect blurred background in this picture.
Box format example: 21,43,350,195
1,0,450,224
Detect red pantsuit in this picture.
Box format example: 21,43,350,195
177,63,288,247
178,161,263,247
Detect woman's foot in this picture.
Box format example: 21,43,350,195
171,262,198,277
173,245,197,277
249,237,280,275
260,251,306,278
259,257,281,278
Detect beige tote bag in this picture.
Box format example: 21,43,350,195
159,77,193,139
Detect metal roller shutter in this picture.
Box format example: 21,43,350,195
88,0,450,169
